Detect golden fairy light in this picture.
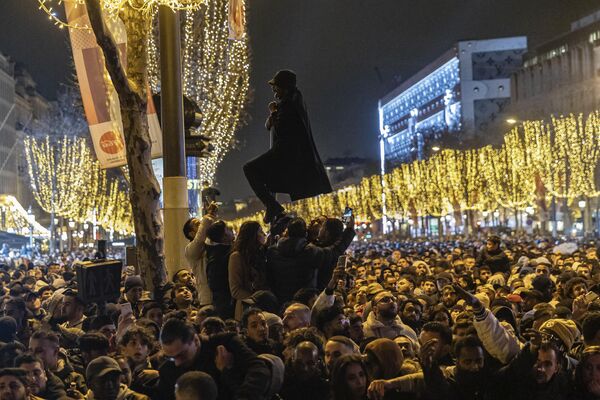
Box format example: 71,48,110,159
230,111,600,229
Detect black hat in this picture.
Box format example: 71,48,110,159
124,276,143,293
268,70,297,89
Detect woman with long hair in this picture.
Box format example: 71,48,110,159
330,354,370,400
229,221,267,320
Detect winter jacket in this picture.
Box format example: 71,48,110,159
265,225,355,304
477,247,510,275
207,242,233,319
157,332,270,400
363,312,417,342
39,371,68,400
493,343,571,400
54,354,87,394
185,214,214,305
228,250,267,321
472,306,521,364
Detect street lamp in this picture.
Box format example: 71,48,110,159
506,118,518,125
578,200,587,209
432,146,441,152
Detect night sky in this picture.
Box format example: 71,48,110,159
1,1,598,201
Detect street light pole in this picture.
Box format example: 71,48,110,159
159,6,189,279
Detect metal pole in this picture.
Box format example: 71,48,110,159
159,6,189,279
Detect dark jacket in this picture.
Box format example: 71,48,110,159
493,344,571,400
207,243,233,319
477,247,510,275
54,354,87,394
157,333,270,400
266,226,355,304
243,336,282,358
40,371,68,400
265,89,332,201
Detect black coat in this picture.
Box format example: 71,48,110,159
266,89,332,201
265,226,355,304
477,247,510,275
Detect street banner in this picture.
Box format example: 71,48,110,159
228,0,246,40
64,1,162,169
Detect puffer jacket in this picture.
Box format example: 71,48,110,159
363,312,417,342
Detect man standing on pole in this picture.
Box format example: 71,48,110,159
244,70,332,223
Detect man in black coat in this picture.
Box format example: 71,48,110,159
265,216,355,305
477,235,510,275
243,70,332,223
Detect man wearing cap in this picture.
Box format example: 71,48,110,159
243,69,332,224
86,356,148,400
539,318,580,371
121,276,144,319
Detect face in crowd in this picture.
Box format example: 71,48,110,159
246,312,268,343
0,374,28,400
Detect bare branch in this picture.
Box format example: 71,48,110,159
84,0,136,101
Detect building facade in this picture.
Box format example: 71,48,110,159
509,10,600,120
0,52,49,211
378,37,527,167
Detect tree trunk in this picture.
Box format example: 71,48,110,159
85,0,166,293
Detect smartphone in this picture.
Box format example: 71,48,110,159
337,255,348,270
585,291,599,303
342,207,353,224
120,302,133,317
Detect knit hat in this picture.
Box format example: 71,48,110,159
86,356,121,382
540,318,580,350
533,303,555,321
534,257,552,267
124,276,143,293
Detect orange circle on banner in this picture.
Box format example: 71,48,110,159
99,131,124,154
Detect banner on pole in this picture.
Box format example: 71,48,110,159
64,1,162,169
228,0,246,40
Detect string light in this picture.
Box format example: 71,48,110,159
37,0,206,30
148,0,250,185
230,111,600,229
25,136,134,235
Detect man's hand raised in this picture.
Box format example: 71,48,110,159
453,284,482,310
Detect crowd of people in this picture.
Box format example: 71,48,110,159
0,204,599,400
